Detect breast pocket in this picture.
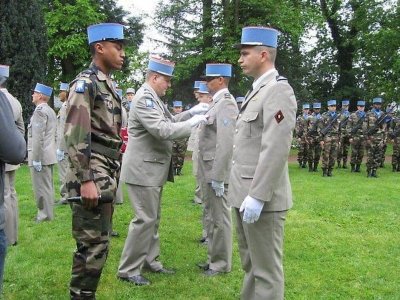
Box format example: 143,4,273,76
241,111,259,138
95,86,114,125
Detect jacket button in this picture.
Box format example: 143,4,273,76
235,129,238,133
232,160,235,164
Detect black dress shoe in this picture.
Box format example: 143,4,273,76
203,269,221,277
199,237,207,243
154,267,175,275
196,262,209,270
118,275,150,286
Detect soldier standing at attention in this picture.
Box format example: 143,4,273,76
56,82,69,205
28,83,57,222
117,57,209,286
389,108,400,172
307,102,322,172
295,103,310,168
196,63,238,276
125,87,135,110
348,100,367,172
171,100,189,176
319,100,340,177
64,23,126,299
365,97,387,177
229,26,297,300
0,65,24,246
337,99,351,168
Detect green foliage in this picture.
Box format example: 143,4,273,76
3,161,400,298
0,0,48,124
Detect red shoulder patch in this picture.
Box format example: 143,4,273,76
275,110,284,124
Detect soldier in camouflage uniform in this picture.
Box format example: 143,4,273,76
306,102,322,172
365,97,387,177
337,99,351,168
172,100,188,175
64,23,126,300
389,108,400,171
379,105,393,168
295,103,310,168
348,100,367,172
318,100,341,177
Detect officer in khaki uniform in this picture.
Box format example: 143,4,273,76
117,57,209,286
229,27,297,300
196,63,238,276
64,23,127,299
28,83,57,222
55,82,69,204
0,64,25,245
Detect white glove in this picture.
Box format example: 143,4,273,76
239,195,264,224
189,103,209,115
188,115,208,127
32,160,42,172
211,180,224,197
56,149,64,161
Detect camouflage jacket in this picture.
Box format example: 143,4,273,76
339,110,350,136
347,110,366,137
389,116,400,139
306,113,321,138
295,113,309,138
365,109,386,139
64,63,122,182
318,111,341,139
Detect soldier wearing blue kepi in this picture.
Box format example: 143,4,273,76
196,63,238,276
28,83,57,221
348,100,367,172
64,23,126,300
56,82,70,205
117,57,209,286
295,103,310,169
365,97,387,177
236,96,245,110
337,99,351,168
229,27,297,300
306,102,322,172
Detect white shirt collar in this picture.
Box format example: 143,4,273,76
212,88,229,101
252,68,276,90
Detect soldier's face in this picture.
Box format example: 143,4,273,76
32,92,41,105
194,91,200,100
173,106,183,113
59,91,67,102
238,46,265,77
328,105,336,112
198,93,212,103
126,93,135,101
101,41,125,70
303,109,309,114
357,106,365,111
153,74,172,97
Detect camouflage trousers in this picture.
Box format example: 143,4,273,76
366,137,385,171
350,136,366,165
307,137,322,165
66,152,120,297
172,138,188,169
380,142,387,166
297,138,309,165
392,137,400,166
321,135,338,169
337,135,350,164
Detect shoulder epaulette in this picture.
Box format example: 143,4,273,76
276,75,287,81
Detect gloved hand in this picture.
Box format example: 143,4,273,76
188,115,208,127
189,103,209,116
239,195,264,224
32,160,42,172
56,149,64,161
211,180,224,197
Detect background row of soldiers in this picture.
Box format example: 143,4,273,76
295,98,400,177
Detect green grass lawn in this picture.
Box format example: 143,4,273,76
3,159,400,299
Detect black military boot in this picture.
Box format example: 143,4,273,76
342,161,347,169
393,164,397,172
337,161,341,169
176,168,182,176
313,162,318,172
371,169,378,177
351,163,355,172
327,168,333,177
301,161,307,168
355,164,361,173
308,162,313,172
367,168,371,177
322,168,327,177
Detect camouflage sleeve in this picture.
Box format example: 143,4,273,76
64,77,94,182
31,108,47,162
